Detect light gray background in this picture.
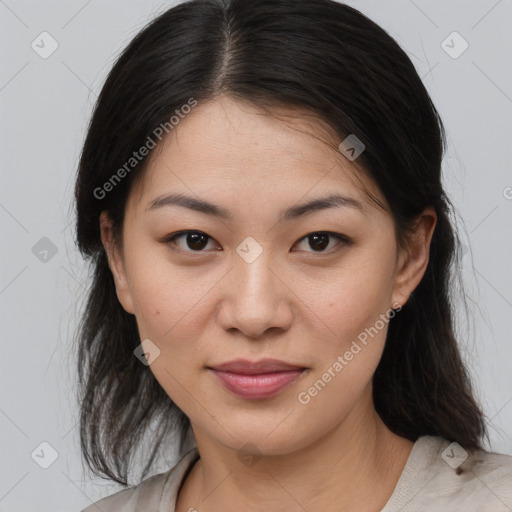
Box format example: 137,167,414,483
1,0,511,510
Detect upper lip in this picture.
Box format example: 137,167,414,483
209,358,306,375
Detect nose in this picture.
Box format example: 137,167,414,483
217,249,294,340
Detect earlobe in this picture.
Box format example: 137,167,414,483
99,211,136,314
391,207,437,308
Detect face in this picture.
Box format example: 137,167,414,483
102,95,434,456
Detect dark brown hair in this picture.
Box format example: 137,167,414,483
74,0,487,486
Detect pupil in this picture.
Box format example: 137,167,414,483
310,233,329,251
188,232,207,250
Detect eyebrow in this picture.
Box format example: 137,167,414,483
146,192,366,221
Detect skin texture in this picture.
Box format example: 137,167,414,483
100,95,436,511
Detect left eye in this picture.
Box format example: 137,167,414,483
165,231,220,252
292,232,350,253
164,230,350,254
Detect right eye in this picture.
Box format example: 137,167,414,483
164,230,221,253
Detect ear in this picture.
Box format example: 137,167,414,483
99,211,135,314
391,207,437,308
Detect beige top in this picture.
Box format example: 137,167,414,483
81,435,512,511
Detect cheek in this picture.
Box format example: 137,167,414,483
312,258,394,343
298,247,396,399
295,277,392,430
123,253,212,412
312,288,388,389
124,247,212,339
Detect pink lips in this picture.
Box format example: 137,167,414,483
208,359,306,400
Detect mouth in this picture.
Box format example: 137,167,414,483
207,359,308,400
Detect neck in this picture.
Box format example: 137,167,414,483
177,392,414,512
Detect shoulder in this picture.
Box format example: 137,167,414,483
395,435,512,511
80,448,200,512
429,436,512,487
80,472,168,512
455,441,512,506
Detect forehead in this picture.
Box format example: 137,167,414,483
130,96,386,213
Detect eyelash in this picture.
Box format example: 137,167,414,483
163,230,352,255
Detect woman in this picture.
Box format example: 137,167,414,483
75,0,512,510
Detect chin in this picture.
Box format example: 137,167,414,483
203,417,316,458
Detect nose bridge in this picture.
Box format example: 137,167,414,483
220,236,292,337
234,237,279,304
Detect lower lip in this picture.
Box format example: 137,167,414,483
210,369,305,399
